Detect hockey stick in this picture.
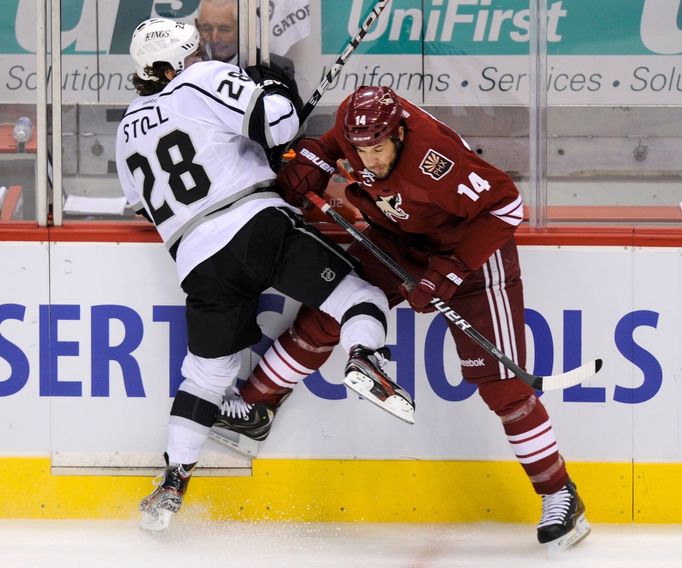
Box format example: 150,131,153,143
304,190,603,392
273,0,390,169
298,0,391,125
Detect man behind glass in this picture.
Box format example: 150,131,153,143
195,0,295,78
195,0,239,63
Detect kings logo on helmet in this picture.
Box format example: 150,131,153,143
145,30,170,40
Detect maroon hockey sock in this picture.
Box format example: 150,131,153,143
240,328,333,407
500,394,568,494
478,378,568,495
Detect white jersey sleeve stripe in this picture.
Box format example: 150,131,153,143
491,195,523,215
494,214,523,227
491,195,524,226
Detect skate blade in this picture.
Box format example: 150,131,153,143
545,514,591,553
140,508,173,532
344,372,415,424
208,426,260,457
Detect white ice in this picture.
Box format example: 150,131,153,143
2,520,682,568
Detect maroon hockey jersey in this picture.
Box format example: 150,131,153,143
318,93,524,281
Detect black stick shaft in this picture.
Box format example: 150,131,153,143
298,0,390,125
304,190,541,388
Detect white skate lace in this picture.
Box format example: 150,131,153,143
150,472,165,488
220,396,253,420
373,350,390,373
151,463,191,488
538,486,572,527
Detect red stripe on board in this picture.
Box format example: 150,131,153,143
0,220,681,247
0,222,49,241
50,221,161,243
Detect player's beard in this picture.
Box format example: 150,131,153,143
371,140,402,180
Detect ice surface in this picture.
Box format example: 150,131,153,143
1,519,681,567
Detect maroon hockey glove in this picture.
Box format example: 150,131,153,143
400,255,464,313
276,138,336,207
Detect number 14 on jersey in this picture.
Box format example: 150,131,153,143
458,172,491,201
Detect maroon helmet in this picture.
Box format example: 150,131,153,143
343,86,403,147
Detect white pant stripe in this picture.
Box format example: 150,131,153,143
483,255,504,378
483,250,516,379
493,252,519,379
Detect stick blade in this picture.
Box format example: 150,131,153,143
531,358,603,391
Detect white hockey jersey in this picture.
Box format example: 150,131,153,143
115,60,300,283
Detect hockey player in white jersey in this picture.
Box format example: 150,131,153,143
115,18,414,531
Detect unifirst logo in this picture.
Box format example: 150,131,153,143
349,0,569,45
640,0,682,54
343,0,682,55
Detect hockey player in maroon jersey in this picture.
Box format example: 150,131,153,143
210,85,590,549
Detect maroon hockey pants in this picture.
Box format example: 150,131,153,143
242,229,568,494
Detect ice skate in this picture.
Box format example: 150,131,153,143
344,345,415,424
537,478,591,550
139,453,195,531
209,387,275,457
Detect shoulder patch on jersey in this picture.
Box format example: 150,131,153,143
419,149,454,180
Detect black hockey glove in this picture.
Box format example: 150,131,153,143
245,62,303,116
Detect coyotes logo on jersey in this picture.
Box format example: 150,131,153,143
376,193,409,222
378,92,395,106
419,149,454,180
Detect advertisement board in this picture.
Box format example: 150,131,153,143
1,240,681,467
1,0,681,105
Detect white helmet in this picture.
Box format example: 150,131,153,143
129,18,201,80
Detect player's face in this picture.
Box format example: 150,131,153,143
195,2,238,62
354,127,404,179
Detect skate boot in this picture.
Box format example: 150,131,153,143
344,345,415,424
209,387,275,457
139,452,195,531
537,478,591,550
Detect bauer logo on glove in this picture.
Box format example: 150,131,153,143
299,147,336,175
276,138,337,207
